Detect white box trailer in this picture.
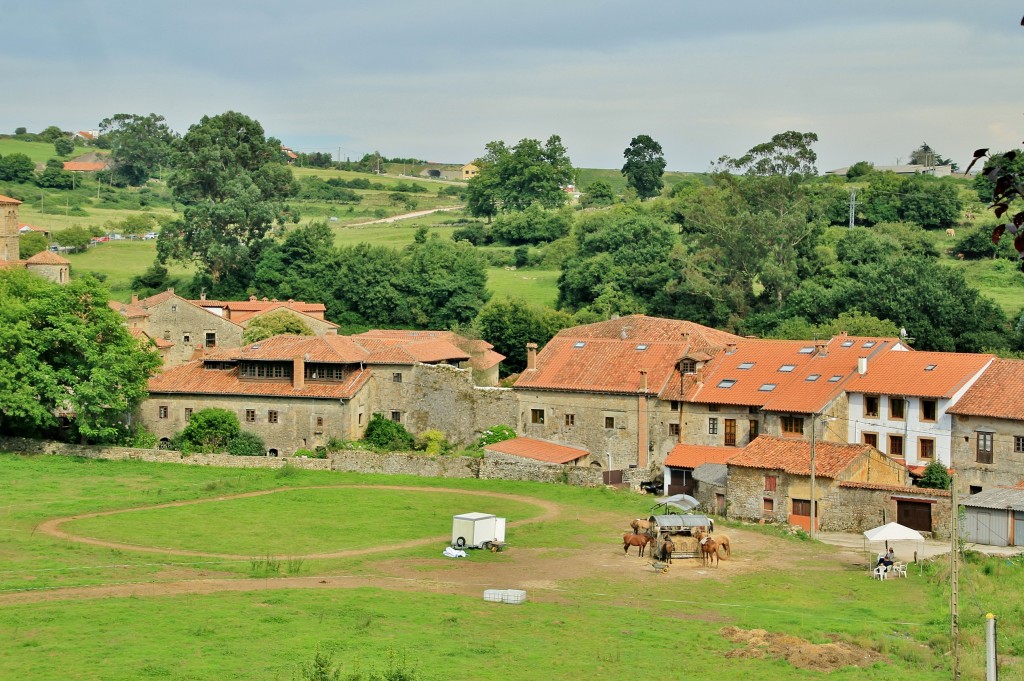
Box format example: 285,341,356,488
451,512,506,549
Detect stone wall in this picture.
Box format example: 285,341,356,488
826,484,952,539
145,295,244,367
950,414,1024,495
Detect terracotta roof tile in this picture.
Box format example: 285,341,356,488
231,304,339,328
130,327,173,348
845,350,993,398
727,435,874,478
25,250,69,265
947,359,1024,419
148,360,371,399
109,299,150,319
664,444,738,468
838,480,950,496
62,161,107,172
555,314,742,353
0,194,22,205
484,437,588,464
234,335,369,363
353,330,503,370
211,299,327,313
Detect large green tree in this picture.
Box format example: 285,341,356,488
466,136,573,216
98,113,177,186
242,310,314,344
161,111,297,285
0,270,161,443
474,298,573,374
0,153,35,183
621,134,667,200
717,131,819,177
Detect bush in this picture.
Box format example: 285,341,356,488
415,429,451,455
226,431,266,457
363,413,415,451
918,461,951,490
477,424,516,448
178,408,241,453
294,448,317,458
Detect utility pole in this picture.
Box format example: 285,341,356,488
810,412,818,539
986,613,998,681
951,476,960,680
848,189,857,228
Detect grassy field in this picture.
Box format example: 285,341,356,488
0,453,1016,680
0,138,91,165
486,267,560,307
65,240,194,300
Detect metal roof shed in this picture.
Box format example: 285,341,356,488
962,488,1024,547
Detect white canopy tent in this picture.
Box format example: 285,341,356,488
862,522,926,568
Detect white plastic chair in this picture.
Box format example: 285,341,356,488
871,565,887,580
891,562,907,578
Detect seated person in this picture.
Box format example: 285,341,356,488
877,548,895,569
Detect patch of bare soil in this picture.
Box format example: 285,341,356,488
720,626,886,672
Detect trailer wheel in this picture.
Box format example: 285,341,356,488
455,537,466,548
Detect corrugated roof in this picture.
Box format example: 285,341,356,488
837,480,948,496
727,435,874,478
148,360,370,399
692,462,728,486
664,443,737,468
962,487,1024,510
845,350,993,398
947,359,1024,420
484,437,588,464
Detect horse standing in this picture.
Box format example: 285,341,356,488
695,529,731,559
658,538,676,564
630,518,653,535
623,532,652,557
699,536,719,567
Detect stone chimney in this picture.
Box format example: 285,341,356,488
130,294,138,305
726,342,737,355
293,356,305,390
249,295,258,301
526,343,538,371
199,291,206,301
815,340,827,356
857,357,868,376
639,370,648,393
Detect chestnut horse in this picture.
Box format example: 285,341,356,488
695,529,731,558
658,538,676,564
623,532,652,557
699,536,719,567
630,518,653,535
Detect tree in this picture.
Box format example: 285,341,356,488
621,134,667,200
908,142,956,170
130,261,170,296
35,165,74,189
717,131,819,176
580,180,616,207
242,310,314,344
474,298,574,374
860,173,962,229
37,126,65,143
161,111,297,284
490,204,572,245
399,235,491,328
13,127,26,136
54,137,75,157
466,136,573,216
0,153,35,183
19,232,48,259
98,113,177,186
177,408,241,453
363,413,415,450
845,161,874,180
0,270,161,443
225,431,267,457
55,226,93,252
918,460,951,490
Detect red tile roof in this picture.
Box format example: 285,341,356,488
25,250,69,265
204,298,327,314
62,162,107,172
484,437,588,464
148,360,371,399
109,299,151,319
130,327,173,348
231,304,339,328
556,315,742,352
664,444,738,468
727,435,875,479
845,350,993,398
0,194,22,205
838,480,950,496
947,359,1024,420
353,330,504,370
234,334,369,363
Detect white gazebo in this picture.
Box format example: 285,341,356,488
862,522,926,568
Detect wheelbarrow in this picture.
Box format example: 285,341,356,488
648,560,670,574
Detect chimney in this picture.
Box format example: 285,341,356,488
293,356,305,390
526,343,538,371
726,342,737,355
695,367,705,386
639,370,648,393
815,340,827,357
199,291,206,301
130,294,138,304
249,295,258,301
857,357,868,376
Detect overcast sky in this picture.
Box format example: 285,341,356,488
4,2,1021,172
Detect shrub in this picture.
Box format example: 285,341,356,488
416,429,451,455
918,461,951,490
294,448,316,458
477,425,516,448
226,431,266,457
363,413,415,451
178,408,241,453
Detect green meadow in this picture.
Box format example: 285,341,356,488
0,453,1017,680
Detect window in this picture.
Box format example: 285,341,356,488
245,409,256,423
764,475,777,492
759,383,776,392
205,332,217,348
888,435,904,457
828,375,842,382
605,416,616,429
724,419,737,446
392,372,403,383
635,344,648,351
163,330,171,340
778,364,796,373
865,395,879,418
924,364,937,372
749,420,759,441
669,401,680,411
918,438,934,460
184,407,192,422
921,399,937,422
708,417,718,435
268,410,279,424
183,334,191,344
862,341,876,348
763,498,774,513
305,364,344,381
668,423,680,436
889,397,905,420
841,340,855,347
565,413,576,427
708,404,719,412
738,362,755,370
805,374,820,382
798,346,815,354
531,408,545,425
977,432,994,464
316,416,324,428
390,411,402,423
863,432,878,448
969,485,983,495
681,359,696,374
781,416,804,435
171,304,177,313
158,405,168,419
1015,436,1024,453
748,406,760,415
573,341,586,349
358,411,364,425
717,379,736,389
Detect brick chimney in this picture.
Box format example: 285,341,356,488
526,342,538,370
815,340,827,356
639,369,648,393
293,356,305,390
130,294,138,304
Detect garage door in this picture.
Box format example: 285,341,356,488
897,500,932,533
1014,511,1024,547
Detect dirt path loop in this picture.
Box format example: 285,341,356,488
347,206,461,226
34,485,562,561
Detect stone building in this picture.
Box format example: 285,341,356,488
483,436,590,466
352,329,505,387
0,194,71,282
947,358,1024,496
143,335,373,456
129,290,245,367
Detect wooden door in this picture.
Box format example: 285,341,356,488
789,498,818,531
896,500,932,533
715,493,726,515
724,419,737,446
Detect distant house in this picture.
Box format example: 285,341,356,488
73,130,99,142
281,146,298,163
19,224,50,238
825,164,953,177
0,195,70,284
461,163,480,180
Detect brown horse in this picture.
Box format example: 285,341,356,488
623,532,652,557
699,536,718,567
695,529,731,559
630,518,653,535
658,539,676,564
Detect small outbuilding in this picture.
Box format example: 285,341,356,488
962,487,1024,547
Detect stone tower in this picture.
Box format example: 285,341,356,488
0,194,21,263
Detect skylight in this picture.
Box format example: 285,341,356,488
828,375,842,382
635,344,648,351
573,341,586,348
862,341,876,348
717,379,736,389
738,362,755,370
798,347,815,354
841,341,855,347
806,374,821,382
759,383,777,391
924,364,937,371
778,364,796,372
